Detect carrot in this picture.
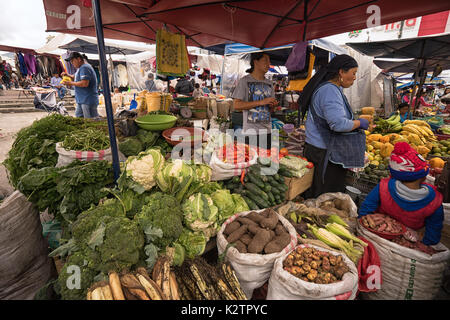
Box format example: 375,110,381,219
240,169,246,185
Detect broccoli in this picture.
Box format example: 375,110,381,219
69,198,145,273
96,216,145,273
134,192,184,249
119,137,143,157
136,129,158,150
57,252,97,300
71,198,125,246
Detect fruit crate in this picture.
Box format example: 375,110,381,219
345,172,378,195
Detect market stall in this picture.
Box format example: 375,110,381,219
3,0,449,302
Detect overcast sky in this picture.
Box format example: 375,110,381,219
0,0,53,49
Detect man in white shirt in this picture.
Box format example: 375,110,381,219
50,72,67,99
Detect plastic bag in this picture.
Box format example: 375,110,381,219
0,191,57,299
216,209,298,298
55,142,126,167
357,222,450,300
266,244,358,300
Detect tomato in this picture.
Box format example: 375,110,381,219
306,162,314,169
280,148,289,156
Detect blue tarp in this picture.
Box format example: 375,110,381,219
205,39,347,66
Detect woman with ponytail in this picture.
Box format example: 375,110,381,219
299,54,367,197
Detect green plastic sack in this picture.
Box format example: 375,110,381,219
42,220,62,250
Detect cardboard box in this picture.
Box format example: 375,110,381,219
284,168,314,200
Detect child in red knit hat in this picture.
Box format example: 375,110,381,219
359,142,444,247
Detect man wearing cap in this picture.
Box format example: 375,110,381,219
61,52,99,118
359,142,444,248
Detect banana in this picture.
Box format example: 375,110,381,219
169,271,181,300
136,273,165,300
409,124,429,138
403,125,422,137
161,258,172,300
386,114,401,125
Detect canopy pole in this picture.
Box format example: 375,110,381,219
92,0,121,182
413,60,427,115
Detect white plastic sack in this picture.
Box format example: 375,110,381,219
357,222,450,300
210,150,258,181
55,142,126,167
443,203,450,226
266,244,358,300
217,209,298,298
0,191,57,299
307,192,359,232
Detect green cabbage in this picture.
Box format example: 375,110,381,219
182,192,219,240
211,189,235,224
176,228,207,259
232,194,249,214
156,159,195,201
118,137,143,157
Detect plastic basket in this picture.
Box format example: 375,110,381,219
345,173,378,195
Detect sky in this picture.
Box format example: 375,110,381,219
0,0,52,49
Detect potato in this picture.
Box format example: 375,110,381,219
246,211,264,223
247,229,272,254
275,223,286,236
227,225,248,243
264,233,291,254
224,221,241,236
233,240,248,253
260,210,279,230
247,224,262,235
237,217,259,227
240,233,253,245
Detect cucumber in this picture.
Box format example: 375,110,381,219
278,167,294,177
270,186,281,196
242,195,259,210
263,185,272,193
243,190,270,209
274,173,282,182
267,191,276,204
247,172,265,189
244,175,249,183
231,176,240,184
226,182,240,190
267,176,279,187
244,183,269,201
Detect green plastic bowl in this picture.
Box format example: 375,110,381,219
135,114,177,131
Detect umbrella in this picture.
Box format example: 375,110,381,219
59,36,145,55
43,0,450,48
347,33,450,113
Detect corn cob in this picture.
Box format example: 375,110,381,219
326,222,367,247
326,214,349,228
308,224,362,264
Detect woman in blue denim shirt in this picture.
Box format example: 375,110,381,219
300,54,369,198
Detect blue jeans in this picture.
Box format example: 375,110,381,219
56,87,66,99
75,103,99,118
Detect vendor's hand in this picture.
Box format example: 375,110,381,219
262,97,278,106
61,72,67,77
358,118,370,130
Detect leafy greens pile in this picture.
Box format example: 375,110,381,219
3,114,107,188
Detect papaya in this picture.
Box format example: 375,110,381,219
380,142,394,158
429,157,445,169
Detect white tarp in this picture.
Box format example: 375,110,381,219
343,45,384,110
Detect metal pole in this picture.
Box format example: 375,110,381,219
92,0,121,182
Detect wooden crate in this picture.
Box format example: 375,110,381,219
284,168,314,200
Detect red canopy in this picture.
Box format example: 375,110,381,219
43,0,450,48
